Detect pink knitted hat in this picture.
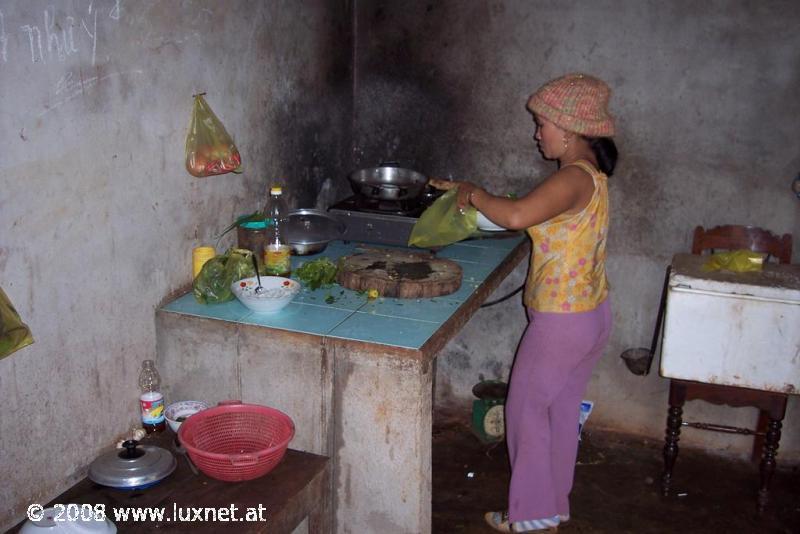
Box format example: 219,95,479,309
527,73,615,137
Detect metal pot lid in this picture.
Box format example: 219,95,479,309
89,440,176,489
288,209,345,245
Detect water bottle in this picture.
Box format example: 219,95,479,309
263,185,291,277
138,360,166,433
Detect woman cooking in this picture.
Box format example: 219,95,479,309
431,73,617,532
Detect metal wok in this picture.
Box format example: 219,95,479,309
348,165,428,201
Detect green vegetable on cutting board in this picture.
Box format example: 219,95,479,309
295,258,339,290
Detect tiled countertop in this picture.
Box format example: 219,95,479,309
161,235,527,351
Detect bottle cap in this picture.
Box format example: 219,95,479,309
270,186,283,195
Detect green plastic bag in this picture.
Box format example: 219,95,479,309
408,189,478,247
193,248,257,304
0,286,34,359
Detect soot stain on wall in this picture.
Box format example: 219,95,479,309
353,1,491,178
268,4,354,209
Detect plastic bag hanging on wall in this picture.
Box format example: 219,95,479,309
185,93,242,177
0,286,34,359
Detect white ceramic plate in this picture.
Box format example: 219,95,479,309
476,212,506,232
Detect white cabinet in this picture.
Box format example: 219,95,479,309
660,254,800,394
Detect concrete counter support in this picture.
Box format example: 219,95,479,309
330,340,433,533
156,313,333,456
156,313,432,533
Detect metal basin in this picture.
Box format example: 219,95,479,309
288,209,346,255
348,165,428,201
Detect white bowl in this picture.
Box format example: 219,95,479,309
165,400,209,433
231,276,301,313
20,506,117,533
477,211,507,232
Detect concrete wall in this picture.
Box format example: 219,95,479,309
2,0,799,529
349,0,800,460
0,1,352,529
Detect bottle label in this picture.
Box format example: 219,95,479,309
264,244,291,276
140,392,165,424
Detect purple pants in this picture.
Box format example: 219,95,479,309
506,299,612,522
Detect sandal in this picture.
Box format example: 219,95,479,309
484,511,560,532
484,511,513,533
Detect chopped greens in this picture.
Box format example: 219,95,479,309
295,258,339,290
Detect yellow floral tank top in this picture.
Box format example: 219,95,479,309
524,160,609,312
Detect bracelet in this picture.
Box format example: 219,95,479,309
469,189,479,205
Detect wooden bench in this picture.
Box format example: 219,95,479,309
10,432,331,533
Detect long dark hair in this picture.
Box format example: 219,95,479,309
586,137,618,176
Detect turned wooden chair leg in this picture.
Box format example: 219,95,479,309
662,404,683,497
751,410,769,463
757,419,782,516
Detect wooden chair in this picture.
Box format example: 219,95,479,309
661,225,793,516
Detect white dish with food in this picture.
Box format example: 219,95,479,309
165,400,209,432
476,211,507,232
232,276,301,313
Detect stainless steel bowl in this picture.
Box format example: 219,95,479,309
288,209,346,255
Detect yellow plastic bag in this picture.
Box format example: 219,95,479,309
408,189,477,247
0,286,34,359
185,94,242,177
701,250,766,272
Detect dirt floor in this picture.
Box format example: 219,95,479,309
432,410,800,533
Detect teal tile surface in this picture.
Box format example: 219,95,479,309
436,241,518,265
439,276,486,303
328,312,440,349
161,292,251,322
237,302,352,335
293,286,367,311
462,234,526,250
159,237,524,347
457,260,497,283
359,296,464,323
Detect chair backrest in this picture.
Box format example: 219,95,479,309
691,225,793,264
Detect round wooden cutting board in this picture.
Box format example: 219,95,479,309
337,248,463,298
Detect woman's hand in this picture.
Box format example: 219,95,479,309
455,182,481,209
429,178,482,210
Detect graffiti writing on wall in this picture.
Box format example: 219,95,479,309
0,1,121,67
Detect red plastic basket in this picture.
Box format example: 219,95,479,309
178,400,295,482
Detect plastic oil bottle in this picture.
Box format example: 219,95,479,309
263,185,291,277
138,360,166,433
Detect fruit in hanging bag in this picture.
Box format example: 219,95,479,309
185,93,243,177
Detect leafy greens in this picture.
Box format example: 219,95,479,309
295,258,339,290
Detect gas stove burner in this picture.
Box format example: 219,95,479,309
329,195,432,217
327,189,446,246
354,195,422,215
